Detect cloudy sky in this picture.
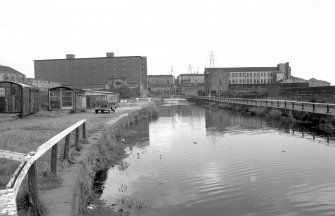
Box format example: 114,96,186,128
1,0,335,84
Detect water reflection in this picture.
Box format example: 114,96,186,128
100,103,335,216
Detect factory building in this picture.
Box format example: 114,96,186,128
34,52,148,93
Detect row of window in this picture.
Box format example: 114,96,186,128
229,79,273,84
230,72,273,77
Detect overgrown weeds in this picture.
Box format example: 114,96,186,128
248,107,268,116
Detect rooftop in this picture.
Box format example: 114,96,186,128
178,73,204,76
0,65,25,76
148,75,174,77
34,55,144,62
205,67,278,72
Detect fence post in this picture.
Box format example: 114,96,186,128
28,162,41,216
301,103,304,110
271,101,273,107
75,127,80,151
265,101,268,106
313,104,316,112
327,105,330,113
277,101,280,107
284,101,287,108
63,134,70,160
292,102,294,109
51,144,58,175
82,122,86,139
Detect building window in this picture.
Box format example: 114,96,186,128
61,91,73,107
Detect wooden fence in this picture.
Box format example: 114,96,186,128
195,96,335,115
0,119,86,216
136,97,151,103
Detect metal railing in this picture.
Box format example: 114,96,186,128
196,96,335,115
0,119,86,216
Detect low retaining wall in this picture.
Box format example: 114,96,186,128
40,105,158,216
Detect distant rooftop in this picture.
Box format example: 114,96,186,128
178,73,204,76
34,52,145,62
205,67,278,72
148,74,174,77
0,65,25,76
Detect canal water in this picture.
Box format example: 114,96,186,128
100,102,335,216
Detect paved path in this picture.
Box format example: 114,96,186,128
39,105,143,216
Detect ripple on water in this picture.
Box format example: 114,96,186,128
100,105,335,216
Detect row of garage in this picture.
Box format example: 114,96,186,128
0,81,119,116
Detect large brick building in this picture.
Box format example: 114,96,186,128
148,75,175,95
176,73,204,84
34,52,148,92
205,62,291,95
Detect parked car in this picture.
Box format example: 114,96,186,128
94,94,118,113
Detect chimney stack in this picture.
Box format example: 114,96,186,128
106,52,114,58
66,54,75,59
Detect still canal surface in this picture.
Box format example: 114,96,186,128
100,102,335,216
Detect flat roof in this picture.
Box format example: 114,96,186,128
148,75,174,77
34,56,145,62
205,67,278,72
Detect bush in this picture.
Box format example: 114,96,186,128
248,107,267,116
267,109,282,119
109,87,140,99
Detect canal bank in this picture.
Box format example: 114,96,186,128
83,102,335,216
35,103,158,216
188,97,335,135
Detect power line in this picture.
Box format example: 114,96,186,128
188,64,193,74
207,51,217,68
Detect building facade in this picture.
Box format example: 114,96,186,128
0,65,26,83
205,62,291,95
148,75,175,85
147,75,175,95
177,74,204,84
204,68,230,95
34,52,148,92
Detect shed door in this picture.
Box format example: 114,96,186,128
61,91,73,109
49,91,61,110
0,87,5,112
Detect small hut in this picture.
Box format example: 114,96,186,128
85,90,119,109
0,81,39,116
48,87,86,111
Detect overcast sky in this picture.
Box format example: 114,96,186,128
1,0,335,84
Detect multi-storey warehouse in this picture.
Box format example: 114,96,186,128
34,52,148,92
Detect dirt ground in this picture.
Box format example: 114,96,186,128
0,102,148,190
